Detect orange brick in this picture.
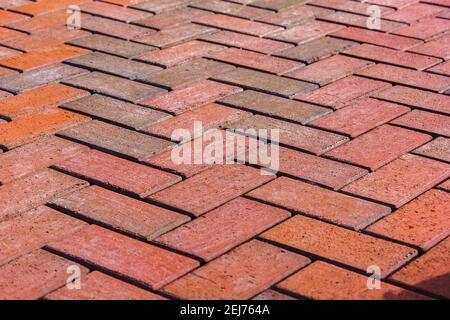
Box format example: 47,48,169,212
13,0,88,16
0,10,29,25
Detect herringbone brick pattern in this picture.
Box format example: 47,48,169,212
0,0,449,300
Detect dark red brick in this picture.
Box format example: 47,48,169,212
268,20,343,44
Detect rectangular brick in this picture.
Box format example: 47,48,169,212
46,271,165,300
53,149,181,198
140,80,242,115
297,76,391,109
50,185,189,240
383,3,446,23
248,177,390,230
149,164,274,216
81,15,153,40
343,154,450,208
277,261,427,300
268,20,343,44
0,109,89,150
0,63,88,93
0,250,88,300
57,120,175,161
367,189,450,251
0,46,20,59
367,0,419,9
207,47,304,75
65,52,162,80
226,114,349,155
249,0,307,11
255,4,332,27
142,58,235,90
310,0,393,15
0,10,29,26
13,0,88,16
0,206,87,266
133,23,215,48
62,94,171,130
310,97,410,138
373,85,450,115
413,137,450,163
142,103,251,141
194,14,282,37
190,0,271,19
390,237,450,299
357,64,450,93
162,240,310,300
47,225,200,290
0,0,33,9
427,60,450,76
6,10,70,33
0,136,89,185
155,197,290,261
332,27,422,50
219,90,330,124
134,7,211,30
392,18,450,41
136,40,226,67
201,30,294,54
320,11,405,32
0,83,89,120
408,33,450,60
212,67,318,98
253,290,296,300
67,34,155,59
391,109,450,137
0,27,25,42
63,72,166,103
285,55,373,86
79,1,150,22
325,125,432,170
130,0,195,13
261,214,417,276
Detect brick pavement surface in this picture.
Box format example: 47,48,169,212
0,0,448,301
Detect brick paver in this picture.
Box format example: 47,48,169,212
1,0,448,300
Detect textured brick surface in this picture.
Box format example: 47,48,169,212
391,110,450,137
268,20,343,44
134,7,211,30
408,33,450,60
413,137,450,162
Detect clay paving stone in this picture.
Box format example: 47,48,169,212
248,177,390,230
392,18,450,41
383,3,446,24
367,189,450,251
253,290,296,300
49,185,189,240
142,103,251,141
0,109,89,150
310,97,411,138
0,168,88,222
413,137,450,163
162,240,311,300
0,66,16,77
325,125,432,170
201,30,294,55
0,250,88,300
133,23,215,48
372,85,450,115
0,46,20,59
342,154,450,208
155,197,290,261
0,206,87,266
63,72,167,103
130,0,196,13
439,179,450,191
207,48,304,75
53,149,181,198
81,15,154,40
190,0,271,19
226,115,349,155
47,225,200,290
61,94,172,130
0,63,88,93
249,0,307,11
0,27,25,42
391,110,450,137
6,10,70,33
285,55,373,86
260,214,417,276
46,271,166,300
267,20,343,44
367,0,421,9
137,40,226,67
390,237,450,299
0,83,89,120
140,80,242,115
427,60,450,77
0,0,32,9
193,14,283,37
356,64,450,93
57,120,175,161
310,0,393,15
149,164,275,217
12,0,88,16
343,44,442,71
65,52,162,81
0,10,28,26
0,136,89,185
79,1,151,22
67,34,156,59
212,68,318,98
219,90,331,125
297,76,391,109
134,7,212,30
331,27,422,51
143,58,235,90
408,34,450,60
277,261,427,300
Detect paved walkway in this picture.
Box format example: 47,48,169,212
0,0,449,300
